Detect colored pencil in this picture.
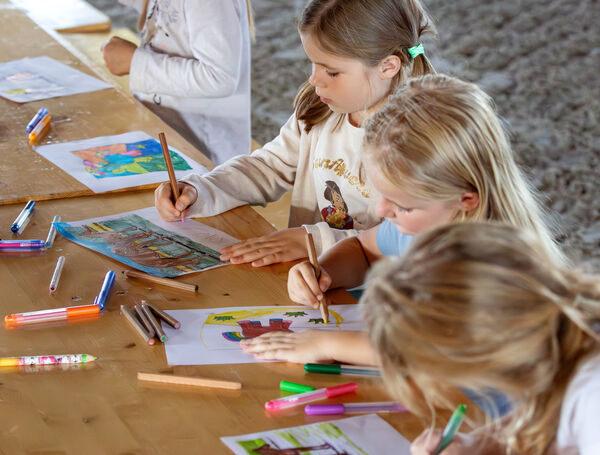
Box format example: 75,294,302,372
158,132,183,222
138,372,242,390
122,269,198,293
120,305,155,345
305,232,329,323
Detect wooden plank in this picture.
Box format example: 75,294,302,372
0,2,214,205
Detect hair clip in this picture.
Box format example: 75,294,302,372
407,43,424,58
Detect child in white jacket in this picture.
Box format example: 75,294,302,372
102,0,252,165
155,0,435,266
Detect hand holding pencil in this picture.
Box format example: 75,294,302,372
305,232,329,323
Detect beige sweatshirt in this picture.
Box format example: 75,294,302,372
181,112,382,255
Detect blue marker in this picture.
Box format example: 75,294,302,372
11,200,36,233
94,270,116,310
25,107,48,133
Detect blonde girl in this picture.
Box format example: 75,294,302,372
102,0,254,165
241,74,564,365
154,0,435,266
364,222,599,455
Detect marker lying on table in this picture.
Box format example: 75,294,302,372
280,380,316,394
45,215,61,247
0,354,96,367
305,401,405,416
265,382,357,411
10,200,35,233
435,404,467,454
28,113,51,144
93,270,116,309
25,106,48,133
0,240,46,250
49,256,65,293
304,363,381,377
5,304,101,325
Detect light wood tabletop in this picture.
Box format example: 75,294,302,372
0,0,214,206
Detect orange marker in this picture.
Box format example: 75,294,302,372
28,113,51,144
5,304,100,325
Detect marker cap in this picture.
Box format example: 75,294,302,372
280,380,316,394
304,363,341,374
325,382,358,398
304,404,344,415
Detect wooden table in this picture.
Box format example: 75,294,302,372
0,0,214,206
0,3,480,453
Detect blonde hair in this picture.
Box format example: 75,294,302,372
364,73,565,265
294,0,435,133
363,222,600,454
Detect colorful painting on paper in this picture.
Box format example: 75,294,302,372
53,207,238,277
34,132,208,193
221,414,411,455
72,139,191,179
0,56,111,103
163,305,365,365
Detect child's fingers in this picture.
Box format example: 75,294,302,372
298,264,324,306
410,429,442,455
175,183,197,211
318,270,333,293
154,182,179,221
288,263,321,308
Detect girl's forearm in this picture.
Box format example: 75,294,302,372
324,331,379,366
320,237,372,290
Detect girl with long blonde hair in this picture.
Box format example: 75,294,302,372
242,74,564,365
154,0,435,267
364,222,600,455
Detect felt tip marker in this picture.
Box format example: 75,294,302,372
280,380,316,394
265,382,357,411
28,113,51,144
93,270,116,310
435,404,467,454
49,256,66,293
305,401,406,416
4,304,101,325
304,363,381,377
0,354,96,367
45,215,61,247
0,240,46,249
10,200,35,233
25,106,48,133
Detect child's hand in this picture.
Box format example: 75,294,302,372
240,330,335,363
411,430,478,455
154,182,198,221
220,227,307,267
287,261,332,308
101,36,137,76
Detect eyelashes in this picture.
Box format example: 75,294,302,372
326,71,339,78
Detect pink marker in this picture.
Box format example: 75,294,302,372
264,382,357,411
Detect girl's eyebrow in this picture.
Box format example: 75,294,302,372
313,61,341,71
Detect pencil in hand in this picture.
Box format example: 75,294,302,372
158,132,184,222
304,232,329,324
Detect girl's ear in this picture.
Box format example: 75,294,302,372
379,55,402,80
459,192,480,213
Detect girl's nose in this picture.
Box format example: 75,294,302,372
308,65,323,88
376,197,394,219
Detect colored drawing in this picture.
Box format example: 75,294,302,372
0,56,111,103
309,318,325,324
72,139,192,179
163,305,365,365
222,319,293,342
34,132,208,193
54,207,238,277
221,414,411,455
284,311,307,317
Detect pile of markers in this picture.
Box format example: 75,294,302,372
26,106,51,144
120,300,181,346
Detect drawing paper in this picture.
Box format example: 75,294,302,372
0,56,111,102
54,207,237,277
221,414,410,455
163,305,365,365
34,131,208,192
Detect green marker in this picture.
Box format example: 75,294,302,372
436,404,467,454
304,363,381,377
279,380,316,394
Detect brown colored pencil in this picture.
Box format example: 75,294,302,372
120,305,155,345
134,304,155,338
158,132,179,200
142,300,181,329
122,269,198,293
304,232,329,324
141,304,167,342
137,372,242,390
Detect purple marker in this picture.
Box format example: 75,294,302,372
26,107,48,133
305,401,406,416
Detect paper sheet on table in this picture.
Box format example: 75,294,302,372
163,304,365,365
0,56,111,102
54,207,237,277
221,414,410,455
34,131,208,193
